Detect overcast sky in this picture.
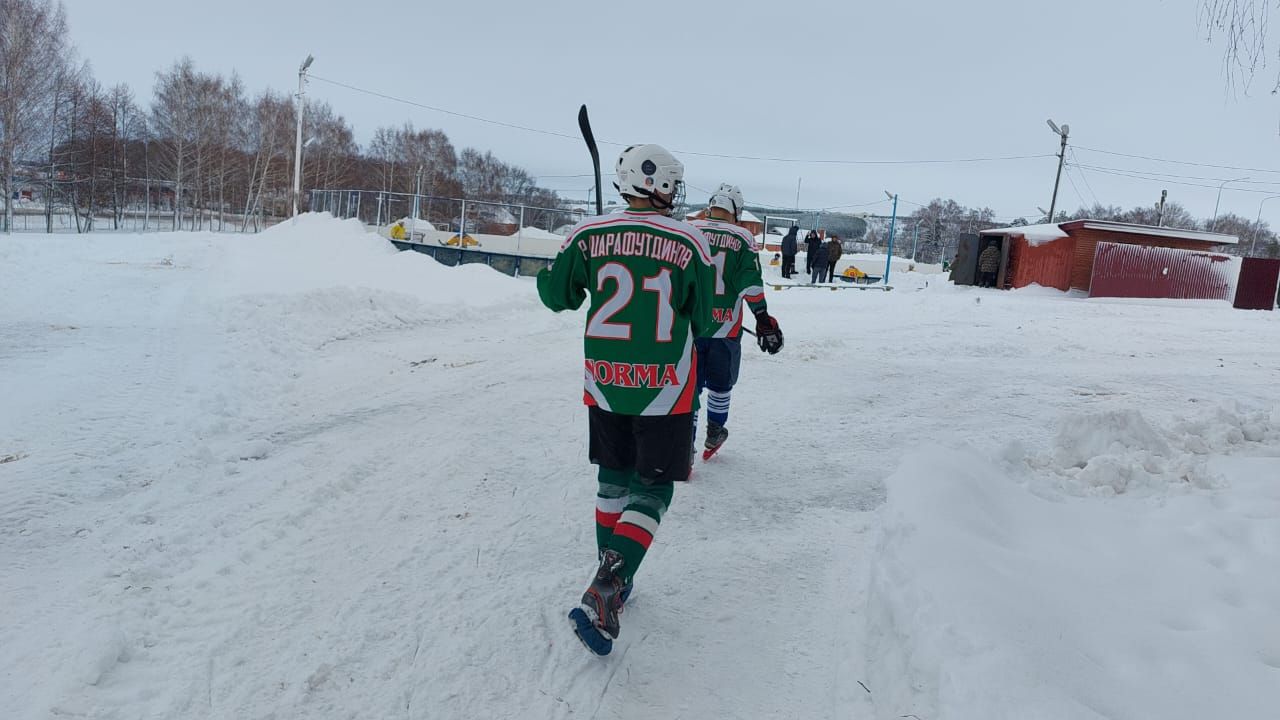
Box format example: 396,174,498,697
61,0,1280,225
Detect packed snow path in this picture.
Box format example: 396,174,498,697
2,217,1277,719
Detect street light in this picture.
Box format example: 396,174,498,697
884,190,899,284
1046,119,1070,223
1251,194,1280,256
1210,176,1250,232
292,54,314,221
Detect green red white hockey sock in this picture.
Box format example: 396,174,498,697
594,467,673,584
595,468,632,555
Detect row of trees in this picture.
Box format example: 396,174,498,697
857,198,1280,263
1032,202,1280,257
0,0,563,233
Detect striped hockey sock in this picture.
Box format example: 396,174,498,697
607,477,674,584
595,468,632,555
706,389,731,426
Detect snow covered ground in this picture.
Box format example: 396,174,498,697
2,214,1277,719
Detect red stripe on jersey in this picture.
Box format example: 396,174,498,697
583,390,598,407
672,349,698,414
745,293,766,303
596,510,621,529
613,522,654,549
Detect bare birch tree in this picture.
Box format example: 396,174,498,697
1203,1,1279,91
0,0,70,232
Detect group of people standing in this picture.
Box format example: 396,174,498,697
779,226,844,283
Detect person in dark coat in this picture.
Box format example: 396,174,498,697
780,226,799,279
825,234,843,282
978,241,1001,287
810,236,830,283
804,230,822,274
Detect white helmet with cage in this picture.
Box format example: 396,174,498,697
614,144,685,211
708,183,744,220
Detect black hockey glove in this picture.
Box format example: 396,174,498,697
753,311,783,354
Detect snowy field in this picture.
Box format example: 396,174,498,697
2,215,1278,719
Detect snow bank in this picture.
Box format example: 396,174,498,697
217,213,527,301
507,225,564,241
209,213,535,351
982,223,1070,247
868,406,1280,720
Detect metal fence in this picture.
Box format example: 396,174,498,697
309,189,585,249
1089,242,1235,300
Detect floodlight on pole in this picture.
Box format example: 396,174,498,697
1045,118,1070,223
1251,194,1280,256
1210,176,1250,232
292,54,314,221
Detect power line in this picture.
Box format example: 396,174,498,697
1069,149,1101,206
673,150,1056,165
1067,162,1280,195
1071,162,1280,187
1074,145,1280,176
310,73,1056,167
1063,165,1088,207
309,74,584,142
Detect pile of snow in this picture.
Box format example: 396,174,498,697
393,217,440,232
868,405,1280,719
211,213,533,351
982,222,1070,247
506,225,563,241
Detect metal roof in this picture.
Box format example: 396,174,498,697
1071,220,1239,245
982,220,1239,245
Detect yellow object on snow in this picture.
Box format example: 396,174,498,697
389,222,407,240
842,266,866,279
445,234,480,248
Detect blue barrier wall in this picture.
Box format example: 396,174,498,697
391,240,553,278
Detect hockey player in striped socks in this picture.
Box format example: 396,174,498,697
690,184,784,460
537,144,716,655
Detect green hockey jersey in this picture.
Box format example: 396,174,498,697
537,209,715,416
689,219,768,339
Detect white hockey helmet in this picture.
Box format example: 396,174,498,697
708,183,744,220
615,144,685,211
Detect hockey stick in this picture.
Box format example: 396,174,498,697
578,105,603,216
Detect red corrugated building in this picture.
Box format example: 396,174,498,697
970,220,1239,297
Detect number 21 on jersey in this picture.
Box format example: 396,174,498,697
586,262,675,342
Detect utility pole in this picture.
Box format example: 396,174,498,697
292,54,314,221
884,191,899,284
1046,119,1070,223
410,165,423,241
1156,189,1167,227
795,178,802,210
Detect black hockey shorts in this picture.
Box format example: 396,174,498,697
694,336,742,393
588,406,693,483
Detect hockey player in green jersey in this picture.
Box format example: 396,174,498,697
690,184,784,459
536,143,715,655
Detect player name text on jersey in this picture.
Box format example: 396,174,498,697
580,232,694,270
